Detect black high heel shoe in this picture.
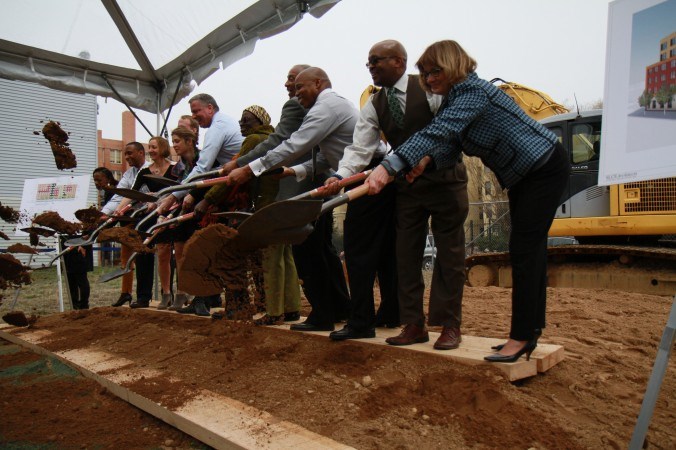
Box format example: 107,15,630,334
491,329,542,351
484,338,538,363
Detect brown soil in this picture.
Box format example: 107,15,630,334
33,211,81,235
98,227,153,253
0,253,32,292
75,206,103,230
2,310,37,327
41,121,77,170
7,243,38,254
0,231,8,240
0,201,20,223
3,286,674,449
0,340,207,449
178,223,249,296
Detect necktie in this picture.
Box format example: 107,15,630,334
387,87,404,128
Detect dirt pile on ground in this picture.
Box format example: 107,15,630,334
32,211,81,235
41,121,76,170
6,243,38,254
179,223,251,296
97,227,152,253
75,206,103,231
0,202,20,223
1,311,37,327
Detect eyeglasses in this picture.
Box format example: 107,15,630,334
422,68,443,80
365,55,397,68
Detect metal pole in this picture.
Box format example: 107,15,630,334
55,234,65,312
629,296,676,449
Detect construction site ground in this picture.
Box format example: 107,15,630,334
1,285,675,449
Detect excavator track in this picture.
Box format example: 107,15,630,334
465,245,676,295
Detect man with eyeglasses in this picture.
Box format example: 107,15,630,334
224,67,355,332
324,40,469,350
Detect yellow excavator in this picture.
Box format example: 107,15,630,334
465,79,676,295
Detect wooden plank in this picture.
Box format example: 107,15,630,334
0,327,354,450
269,322,550,382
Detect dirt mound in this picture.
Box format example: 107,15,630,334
179,223,249,296
97,227,152,253
75,206,103,230
41,121,77,170
32,211,81,235
7,243,38,254
0,202,20,223
2,310,37,327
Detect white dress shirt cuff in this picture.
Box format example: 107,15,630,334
249,159,266,177
291,164,307,181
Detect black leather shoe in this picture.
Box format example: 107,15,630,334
329,325,375,340
284,311,301,322
192,298,211,317
290,321,334,332
176,304,196,314
485,339,538,363
129,300,149,309
491,329,542,351
111,293,132,307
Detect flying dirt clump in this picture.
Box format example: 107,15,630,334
98,227,153,253
2,311,37,327
0,202,21,223
32,211,81,235
7,243,38,255
75,206,103,231
41,121,77,170
179,224,245,296
0,253,32,303
0,231,9,240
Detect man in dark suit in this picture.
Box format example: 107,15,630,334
326,40,469,349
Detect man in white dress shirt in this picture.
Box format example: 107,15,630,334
226,67,356,331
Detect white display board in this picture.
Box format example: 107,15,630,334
15,175,90,235
599,0,676,186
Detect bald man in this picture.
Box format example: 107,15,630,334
328,40,469,349
226,67,357,331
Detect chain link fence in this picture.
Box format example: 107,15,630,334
464,201,511,257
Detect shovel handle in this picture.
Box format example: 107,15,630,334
320,183,370,214
291,170,372,200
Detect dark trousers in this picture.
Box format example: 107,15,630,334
508,142,570,341
293,212,350,326
135,252,154,303
67,272,90,309
344,182,398,330
396,164,469,328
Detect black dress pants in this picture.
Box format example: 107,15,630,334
508,142,570,341
67,271,90,309
292,212,350,326
344,182,398,330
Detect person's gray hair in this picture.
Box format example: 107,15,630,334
189,93,219,111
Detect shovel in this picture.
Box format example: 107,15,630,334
106,167,285,202
99,211,195,282
64,203,134,247
288,170,371,200
235,183,372,250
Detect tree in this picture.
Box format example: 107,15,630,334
655,86,671,113
638,89,650,108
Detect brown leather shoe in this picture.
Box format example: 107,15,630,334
385,324,429,346
434,326,461,350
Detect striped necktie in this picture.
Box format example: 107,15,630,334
387,87,404,128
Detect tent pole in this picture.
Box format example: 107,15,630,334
101,74,154,138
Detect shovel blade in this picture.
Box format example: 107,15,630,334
236,199,322,248
99,268,132,283
64,237,89,247
105,187,157,202
143,174,180,186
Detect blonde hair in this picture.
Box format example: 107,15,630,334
416,40,477,93
149,136,170,158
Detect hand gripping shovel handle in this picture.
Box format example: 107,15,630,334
290,170,372,200
64,203,134,247
319,183,371,215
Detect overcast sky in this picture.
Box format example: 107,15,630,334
97,0,614,141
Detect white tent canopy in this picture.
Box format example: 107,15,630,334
0,0,339,115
